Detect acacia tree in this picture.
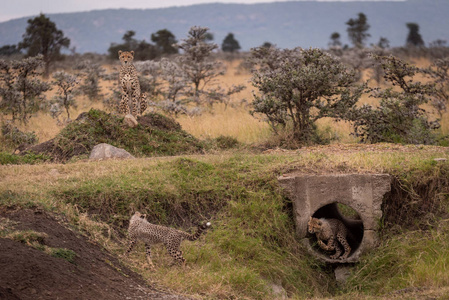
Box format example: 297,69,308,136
75,60,105,101
18,14,70,77
175,26,221,104
0,55,50,124
51,71,79,120
175,26,244,107
250,47,363,144
346,12,370,48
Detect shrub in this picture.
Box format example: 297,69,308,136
1,122,38,146
249,46,364,145
349,54,441,144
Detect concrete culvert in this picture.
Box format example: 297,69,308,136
278,173,391,263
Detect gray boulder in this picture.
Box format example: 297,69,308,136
89,143,135,161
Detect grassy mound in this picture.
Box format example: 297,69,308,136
23,109,204,162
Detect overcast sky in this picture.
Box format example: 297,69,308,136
0,0,404,22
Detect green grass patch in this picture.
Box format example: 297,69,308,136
0,152,51,165
50,248,77,264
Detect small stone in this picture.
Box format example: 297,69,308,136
123,114,138,128
49,169,60,176
334,265,352,284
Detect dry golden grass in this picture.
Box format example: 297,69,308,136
6,57,449,146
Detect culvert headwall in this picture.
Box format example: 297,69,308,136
278,173,391,263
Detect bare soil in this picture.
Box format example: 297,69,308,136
0,207,188,300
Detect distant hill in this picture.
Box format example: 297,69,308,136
0,0,448,54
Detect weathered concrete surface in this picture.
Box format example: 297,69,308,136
89,143,135,161
278,173,391,263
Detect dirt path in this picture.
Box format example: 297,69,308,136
0,207,188,300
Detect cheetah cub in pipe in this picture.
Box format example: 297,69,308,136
126,211,211,267
308,217,351,260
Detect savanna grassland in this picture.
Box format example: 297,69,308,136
1,56,449,299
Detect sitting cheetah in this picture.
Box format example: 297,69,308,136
118,50,147,117
126,211,211,267
308,217,351,260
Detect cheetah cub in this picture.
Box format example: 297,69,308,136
126,211,211,267
308,217,351,260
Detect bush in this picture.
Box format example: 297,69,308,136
349,54,440,144
249,46,363,145
1,122,38,146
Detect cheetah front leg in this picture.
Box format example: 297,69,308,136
318,237,336,251
145,243,155,268
131,89,140,117
125,239,136,255
119,93,131,115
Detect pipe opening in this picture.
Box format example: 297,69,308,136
308,202,364,260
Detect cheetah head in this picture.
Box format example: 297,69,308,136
132,211,147,220
308,217,322,234
118,50,134,66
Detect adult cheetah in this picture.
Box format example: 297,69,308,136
118,50,147,117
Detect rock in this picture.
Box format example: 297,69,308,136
270,283,287,299
89,143,135,161
48,169,60,176
334,265,352,285
123,114,138,128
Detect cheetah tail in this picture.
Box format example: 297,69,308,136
186,222,211,241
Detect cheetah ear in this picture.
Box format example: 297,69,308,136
118,50,122,55
130,50,134,56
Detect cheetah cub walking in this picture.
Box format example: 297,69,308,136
126,211,211,267
308,217,351,260
118,50,147,117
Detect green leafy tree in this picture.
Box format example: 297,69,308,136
0,45,21,56
151,29,178,55
108,31,157,60
406,23,424,47
222,33,241,53
18,14,70,77
346,13,370,48
250,46,363,144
